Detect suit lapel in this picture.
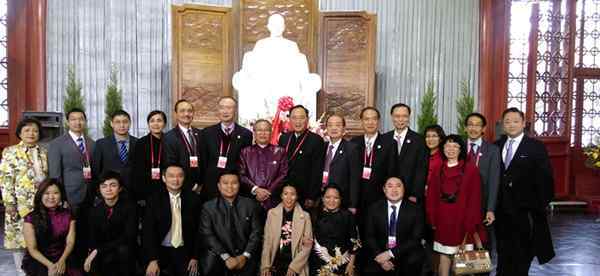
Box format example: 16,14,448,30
398,130,412,160
291,205,305,255
507,136,528,171
330,140,345,167
109,135,122,163
270,206,283,257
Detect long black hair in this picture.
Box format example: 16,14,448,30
29,179,68,247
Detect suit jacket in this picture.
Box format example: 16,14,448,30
278,131,325,202
92,135,138,192
323,139,361,208
239,144,288,209
142,188,202,264
261,203,312,276
200,123,252,200
381,129,428,202
350,133,396,209
87,199,137,256
470,140,501,212
162,126,203,191
495,134,555,263
198,196,263,276
364,199,425,273
48,134,96,206
130,134,164,201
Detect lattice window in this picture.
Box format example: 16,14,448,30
507,2,532,112
580,79,600,146
0,0,7,128
576,0,600,68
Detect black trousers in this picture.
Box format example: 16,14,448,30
91,245,133,276
159,246,188,276
495,210,535,276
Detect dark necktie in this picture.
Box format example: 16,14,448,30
324,144,335,172
469,143,478,159
118,140,128,163
389,205,397,237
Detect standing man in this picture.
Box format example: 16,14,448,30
163,99,203,193
494,107,555,276
239,119,288,210
92,110,138,194
278,105,325,209
200,96,252,201
48,108,96,213
321,114,361,213
381,103,428,204
198,172,262,276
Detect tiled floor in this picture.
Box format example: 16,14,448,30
0,212,597,275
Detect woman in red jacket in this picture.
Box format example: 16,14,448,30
426,134,483,276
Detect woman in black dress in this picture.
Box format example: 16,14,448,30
310,185,360,276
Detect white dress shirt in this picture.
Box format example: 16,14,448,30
394,128,408,152
502,132,524,164
161,192,184,247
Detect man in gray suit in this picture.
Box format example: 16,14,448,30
49,108,96,214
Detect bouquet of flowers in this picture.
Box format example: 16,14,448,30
583,136,600,170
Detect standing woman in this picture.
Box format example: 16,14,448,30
21,179,81,276
131,110,167,203
261,184,313,276
0,118,48,275
425,134,483,276
310,185,360,276
424,124,446,186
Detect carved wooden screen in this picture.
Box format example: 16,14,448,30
319,12,377,135
232,0,318,72
172,4,232,128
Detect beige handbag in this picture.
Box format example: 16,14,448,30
452,233,492,275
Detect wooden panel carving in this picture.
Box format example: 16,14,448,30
233,0,318,72
319,12,377,136
172,4,231,127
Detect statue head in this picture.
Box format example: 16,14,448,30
267,14,285,37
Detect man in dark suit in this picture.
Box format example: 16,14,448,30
200,96,252,201
381,103,428,204
143,164,201,276
278,105,325,208
163,99,203,193
92,109,138,194
494,107,555,276
321,114,361,213
198,172,262,276
364,177,425,276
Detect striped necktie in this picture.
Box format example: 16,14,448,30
77,137,85,154
118,140,128,163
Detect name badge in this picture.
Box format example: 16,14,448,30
190,156,199,168
151,168,161,180
83,166,92,180
322,171,329,184
217,156,227,169
387,236,397,249
362,167,372,180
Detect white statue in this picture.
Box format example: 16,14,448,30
233,13,321,126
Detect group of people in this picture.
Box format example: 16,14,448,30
0,96,555,276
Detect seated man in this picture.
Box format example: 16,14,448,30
84,171,137,276
239,119,288,210
199,171,263,276
143,165,201,276
364,177,425,276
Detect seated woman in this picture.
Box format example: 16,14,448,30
84,171,137,276
261,184,313,276
310,185,360,276
22,179,82,276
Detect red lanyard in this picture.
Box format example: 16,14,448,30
470,145,481,167
219,138,231,157
177,128,196,156
150,135,162,168
364,145,375,167
285,132,308,160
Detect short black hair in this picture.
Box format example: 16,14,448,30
326,114,346,127
99,170,122,187
162,164,185,176
146,110,167,124
424,124,446,140
360,106,381,119
111,109,131,121
16,118,44,140
288,105,310,117
390,103,411,115
66,108,87,120
465,112,487,127
502,107,525,121
253,119,272,130
218,170,239,182
440,134,467,161
174,99,193,112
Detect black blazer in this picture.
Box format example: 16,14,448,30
350,134,396,209
495,134,555,263
199,123,252,200
162,126,203,191
131,134,164,201
87,199,137,256
364,199,425,273
198,196,262,276
142,189,202,264
323,139,362,208
278,131,325,202
381,129,428,202
92,135,138,191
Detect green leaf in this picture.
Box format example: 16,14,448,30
417,81,438,134
103,65,123,137
456,80,475,139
